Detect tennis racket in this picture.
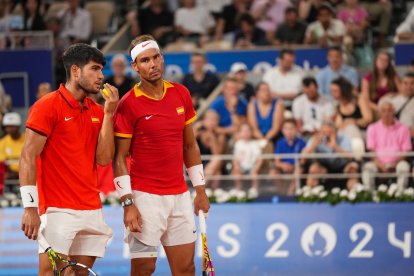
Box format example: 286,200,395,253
199,210,215,276
37,232,98,276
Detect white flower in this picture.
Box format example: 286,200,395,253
216,191,230,203
395,190,403,198
213,188,224,198
348,191,357,201
295,188,303,196
302,186,311,193
0,199,8,208
303,190,312,198
355,184,364,193
205,188,212,198
373,195,380,202
312,185,324,194
340,189,348,198
236,190,247,201
388,184,398,197
248,187,259,199
229,189,239,198
331,187,341,195
4,193,17,200
405,188,414,196
319,191,328,198
378,184,388,192
10,199,19,207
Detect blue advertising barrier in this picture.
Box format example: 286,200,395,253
394,43,414,66
1,203,413,275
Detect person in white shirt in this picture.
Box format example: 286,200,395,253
262,48,304,104
395,6,414,42
293,76,336,137
58,0,91,43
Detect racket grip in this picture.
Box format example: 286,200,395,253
199,210,206,234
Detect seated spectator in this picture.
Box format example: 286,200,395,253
214,0,250,42
233,13,268,48
361,51,401,106
361,0,391,48
298,0,322,24
270,118,306,195
194,110,226,189
380,72,414,137
262,49,304,103
105,54,136,99
250,0,291,39
230,62,255,101
209,77,247,136
362,101,411,191
247,82,284,142
331,77,372,139
302,120,359,189
304,3,345,47
36,82,51,100
337,0,368,49
232,123,263,191
181,52,220,107
58,0,92,43
174,0,215,43
316,46,359,98
273,6,307,46
129,0,175,47
23,0,46,31
0,113,24,180
293,77,336,137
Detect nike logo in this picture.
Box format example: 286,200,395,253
142,42,151,47
145,115,153,120
193,229,197,234
116,181,122,189
65,117,73,121
28,193,34,203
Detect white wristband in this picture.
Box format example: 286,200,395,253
20,185,39,208
114,175,132,198
186,164,205,187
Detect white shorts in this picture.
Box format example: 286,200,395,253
38,207,113,258
125,190,197,259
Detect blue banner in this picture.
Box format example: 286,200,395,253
1,203,414,275
394,43,414,66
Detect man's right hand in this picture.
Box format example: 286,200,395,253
123,204,142,233
21,207,40,240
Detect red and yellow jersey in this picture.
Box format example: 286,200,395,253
26,84,103,215
114,80,196,195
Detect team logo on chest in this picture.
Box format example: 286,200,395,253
91,116,100,123
176,106,184,115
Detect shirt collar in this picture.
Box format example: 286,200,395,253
134,80,173,101
58,84,90,109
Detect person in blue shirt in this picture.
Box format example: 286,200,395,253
210,77,247,136
316,46,359,98
270,119,306,195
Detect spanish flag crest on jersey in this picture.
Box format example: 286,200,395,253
176,106,184,115
91,116,100,123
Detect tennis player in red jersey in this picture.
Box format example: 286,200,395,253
113,34,210,275
19,43,118,275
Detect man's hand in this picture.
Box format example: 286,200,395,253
194,186,210,216
102,83,119,115
123,204,143,233
21,207,40,240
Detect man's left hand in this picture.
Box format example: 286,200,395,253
193,186,210,216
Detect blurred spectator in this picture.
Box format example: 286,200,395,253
0,81,11,114
381,72,414,136
232,123,263,191
293,77,335,137
273,6,307,46
361,51,400,105
247,82,284,141
209,77,247,136
302,120,359,189
395,6,414,42
316,46,359,98
361,0,391,48
363,101,411,191
230,62,255,101
36,82,51,100
130,0,175,47
23,0,46,31
270,118,306,194
58,0,92,43
214,0,250,42
105,54,136,99
298,0,322,23
0,112,24,180
4,0,23,15
250,0,292,40
337,0,368,49
262,49,304,103
194,110,226,188
174,0,215,43
304,3,345,47
181,52,220,107
331,77,372,139
197,0,232,17
233,13,268,48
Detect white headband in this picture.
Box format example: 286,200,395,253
130,40,160,61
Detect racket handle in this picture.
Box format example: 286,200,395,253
199,210,206,234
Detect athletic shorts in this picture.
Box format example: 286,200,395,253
38,207,113,257
125,190,197,259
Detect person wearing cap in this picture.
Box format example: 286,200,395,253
230,62,255,101
113,34,210,275
0,112,24,180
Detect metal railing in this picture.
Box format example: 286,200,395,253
3,31,53,50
